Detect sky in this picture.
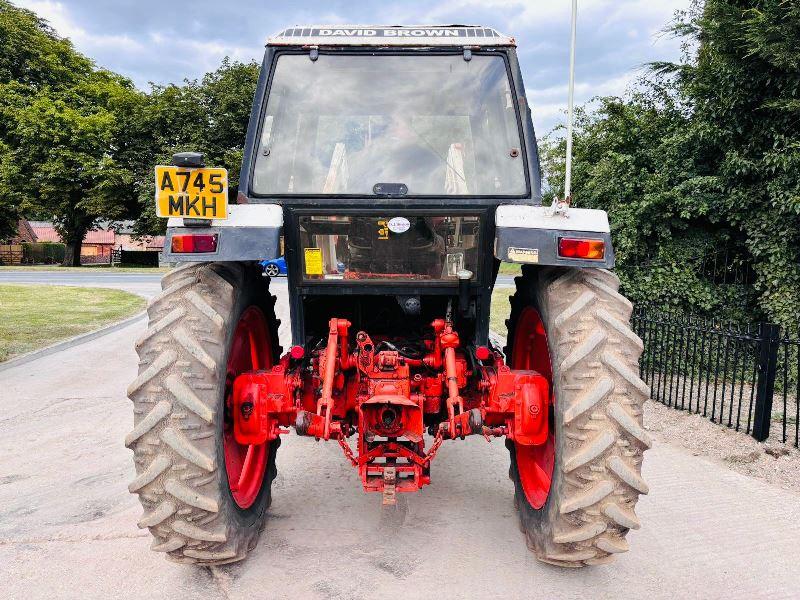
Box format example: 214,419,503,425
14,0,693,135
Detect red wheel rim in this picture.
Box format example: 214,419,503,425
224,306,273,509
511,307,555,510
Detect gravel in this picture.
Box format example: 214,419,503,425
644,399,800,495
646,371,798,447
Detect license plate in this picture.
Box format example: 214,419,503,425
154,165,228,219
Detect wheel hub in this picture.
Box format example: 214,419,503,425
223,306,273,509
511,307,555,509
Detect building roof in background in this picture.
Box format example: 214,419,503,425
12,219,37,243
29,223,61,243
84,229,115,244
27,221,115,244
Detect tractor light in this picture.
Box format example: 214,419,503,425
171,234,218,253
558,238,605,260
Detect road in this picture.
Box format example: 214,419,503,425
1,271,799,599
0,270,517,293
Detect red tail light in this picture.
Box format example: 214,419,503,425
171,234,218,253
558,238,605,260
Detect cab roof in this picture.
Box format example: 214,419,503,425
267,25,515,47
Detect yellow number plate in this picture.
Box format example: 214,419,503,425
154,165,228,219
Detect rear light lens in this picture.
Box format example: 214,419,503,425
171,234,218,253
558,238,605,260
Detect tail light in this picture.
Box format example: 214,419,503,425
558,238,605,260
171,234,218,253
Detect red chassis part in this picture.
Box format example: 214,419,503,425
231,317,551,504
224,306,275,509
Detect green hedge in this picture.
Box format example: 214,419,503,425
22,242,65,264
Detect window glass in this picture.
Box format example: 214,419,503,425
299,215,481,281
253,54,526,196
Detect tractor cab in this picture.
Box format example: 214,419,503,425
241,26,540,349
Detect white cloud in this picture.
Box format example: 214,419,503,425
528,71,639,134
12,0,691,132
16,0,144,55
14,0,262,87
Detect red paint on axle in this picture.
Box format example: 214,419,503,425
223,306,273,509
230,314,553,503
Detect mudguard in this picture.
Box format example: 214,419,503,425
163,204,283,262
494,205,615,269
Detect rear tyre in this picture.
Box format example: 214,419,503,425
504,266,651,567
127,262,282,564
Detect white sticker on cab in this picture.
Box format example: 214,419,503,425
388,217,411,234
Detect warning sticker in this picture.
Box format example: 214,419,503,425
304,248,323,275
508,247,539,264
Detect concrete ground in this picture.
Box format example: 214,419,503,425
1,271,799,599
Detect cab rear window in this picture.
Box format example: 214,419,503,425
298,215,481,281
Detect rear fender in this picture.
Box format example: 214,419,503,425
494,205,615,269
163,204,282,262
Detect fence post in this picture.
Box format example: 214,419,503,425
752,322,781,441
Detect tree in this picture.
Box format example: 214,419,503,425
1,0,260,251
0,140,16,241
1,73,145,264
201,58,261,197
0,1,146,265
0,0,88,241
542,0,800,326
674,0,800,325
134,58,260,236
0,0,91,90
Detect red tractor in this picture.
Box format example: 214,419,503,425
128,25,650,567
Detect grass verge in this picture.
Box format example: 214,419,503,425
497,262,522,276
0,284,146,362
490,288,514,337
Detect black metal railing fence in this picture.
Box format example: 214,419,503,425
632,308,799,447
776,329,800,446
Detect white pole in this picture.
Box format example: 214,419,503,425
564,0,578,202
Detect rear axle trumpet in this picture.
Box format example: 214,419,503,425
230,317,551,504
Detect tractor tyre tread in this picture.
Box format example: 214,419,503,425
127,262,281,565
504,266,650,567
